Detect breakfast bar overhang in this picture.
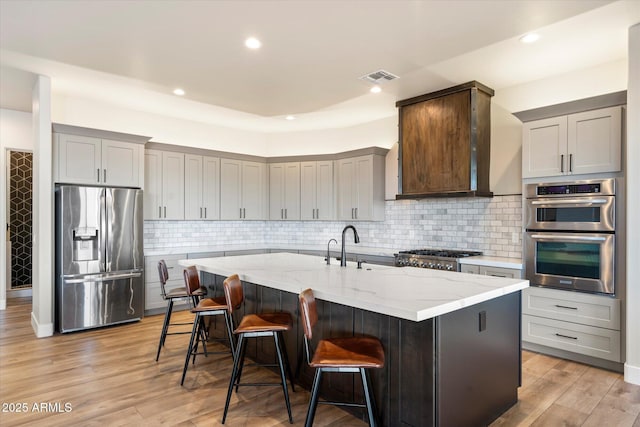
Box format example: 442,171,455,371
180,253,529,426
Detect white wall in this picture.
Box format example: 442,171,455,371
0,108,33,309
625,23,640,386
51,94,268,156
31,76,54,337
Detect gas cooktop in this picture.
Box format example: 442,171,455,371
394,248,483,270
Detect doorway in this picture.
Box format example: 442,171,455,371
7,150,33,293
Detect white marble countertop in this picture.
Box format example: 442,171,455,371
145,243,399,257
181,253,528,322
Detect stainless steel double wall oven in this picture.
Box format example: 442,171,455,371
524,178,616,295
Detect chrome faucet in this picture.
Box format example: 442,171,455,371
326,239,338,265
340,225,360,267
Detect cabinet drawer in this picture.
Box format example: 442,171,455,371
522,287,620,330
478,265,521,278
460,265,480,274
145,281,188,310
144,254,187,281
522,314,620,362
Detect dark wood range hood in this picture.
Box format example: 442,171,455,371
396,81,494,199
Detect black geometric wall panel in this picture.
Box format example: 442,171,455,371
9,151,32,289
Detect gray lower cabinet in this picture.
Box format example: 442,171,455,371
521,286,621,362
144,254,188,312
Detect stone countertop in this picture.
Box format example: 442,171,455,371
144,244,400,257
180,252,528,322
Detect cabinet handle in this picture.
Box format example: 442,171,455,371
164,206,166,218
285,208,287,219
97,168,100,183
204,207,207,218
316,208,319,219
200,207,203,218
554,304,578,310
351,208,354,219
281,208,283,219
555,333,578,340
569,153,573,173
103,169,107,182
159,206,162,218
560,154,564,173
240,208,242,219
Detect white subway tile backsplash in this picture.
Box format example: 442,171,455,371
143,195,523,259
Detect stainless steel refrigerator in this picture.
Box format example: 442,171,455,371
55,185,144,333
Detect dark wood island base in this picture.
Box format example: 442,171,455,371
202,272,521,427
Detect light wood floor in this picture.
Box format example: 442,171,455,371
1,297,638,426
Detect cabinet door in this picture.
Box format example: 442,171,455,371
184,154,203,219
460,264,480,274
56,133,101,185
220,159,242,219
522,116,567,178
202,156,220,220
269,163,286,219
316,160,334,220
242,161,267,220
143,150,163,219
568,106,622,175
283,162,300,220
300,162,317,220
102,139,140,187
337,158,356,220
161,152,185,220
354,156,373,220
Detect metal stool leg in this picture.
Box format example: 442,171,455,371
222,334,245,424
181,312,200,386
223,311,235,359
233,337,248,393
155,299,174,361
274,332,293,424
305,368,323,427
361,368,377,427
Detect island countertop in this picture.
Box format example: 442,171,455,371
180,252,528,322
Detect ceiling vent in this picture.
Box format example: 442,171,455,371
359,69,399,84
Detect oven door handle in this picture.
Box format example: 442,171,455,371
530,198,609,206
530,234,607,242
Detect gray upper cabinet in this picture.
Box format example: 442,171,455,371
337,154,385,221
55,133,142,187
185,154,220,220
269,162,300,220
300,160,334,220
144,150,185,220
220,159,267,220
522,106,622,178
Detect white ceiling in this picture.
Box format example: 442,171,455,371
1,0,639,132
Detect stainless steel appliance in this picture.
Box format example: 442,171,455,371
524,178,616,295
55,185,144,333
394,249,483,271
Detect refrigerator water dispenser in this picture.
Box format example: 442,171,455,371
73,228,98,261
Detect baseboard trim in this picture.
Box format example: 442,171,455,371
7,288,32,298
31,311,54,338
624,362,640,385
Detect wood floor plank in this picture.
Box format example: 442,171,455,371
3,296,640,427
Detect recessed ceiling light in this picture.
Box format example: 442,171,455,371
245,37,262,49
370,86,382,94
173,88,185,96
519,33,540,44
285,115,296,121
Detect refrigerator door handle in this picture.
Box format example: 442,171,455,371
64,271,143,283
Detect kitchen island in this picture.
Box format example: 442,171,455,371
181,253,529,426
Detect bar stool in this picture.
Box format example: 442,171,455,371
180,266,234,385
298,288,385,427
155,260,203,362
221,274,295,424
